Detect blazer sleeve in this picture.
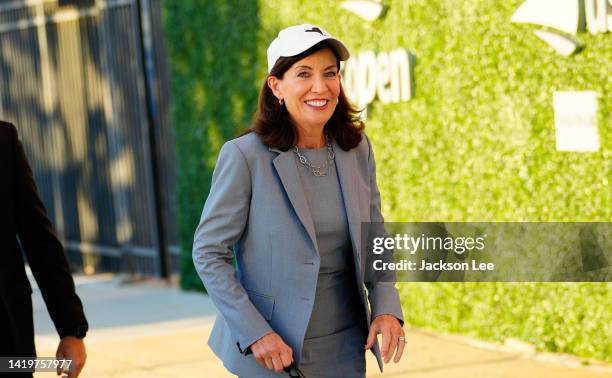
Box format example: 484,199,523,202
11,123,88,339
192,141,274,352
363,135,404,324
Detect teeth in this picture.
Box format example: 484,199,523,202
306,100,327,107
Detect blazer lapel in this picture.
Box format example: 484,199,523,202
271,149,319,256
333,140,363,271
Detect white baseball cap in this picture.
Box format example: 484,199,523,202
266,24,350,73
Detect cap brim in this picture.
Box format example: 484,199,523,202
322,38,350,61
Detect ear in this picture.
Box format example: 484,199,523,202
267,75,283,101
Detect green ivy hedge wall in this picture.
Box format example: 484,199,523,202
163,0,611,362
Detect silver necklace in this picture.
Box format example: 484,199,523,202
293,142,335,177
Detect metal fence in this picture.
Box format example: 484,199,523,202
0,0,178,277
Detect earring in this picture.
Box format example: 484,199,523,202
336,98,339,104
279,98,284,106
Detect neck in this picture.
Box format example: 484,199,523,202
295,124,326,148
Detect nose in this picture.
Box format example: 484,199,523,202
310,74,327,93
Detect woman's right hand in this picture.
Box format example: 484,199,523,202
250,332,294,373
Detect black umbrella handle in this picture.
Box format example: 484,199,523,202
284,362,305,377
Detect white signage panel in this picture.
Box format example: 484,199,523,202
342,48,415,109
553,91,600,152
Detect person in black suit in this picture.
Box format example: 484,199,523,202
0,121,88,377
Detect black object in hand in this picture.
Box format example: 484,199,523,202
284,362,305,377
243,344,305,377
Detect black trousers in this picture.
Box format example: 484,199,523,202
0,295,35,378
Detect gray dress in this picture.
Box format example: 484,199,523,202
295,146,368,378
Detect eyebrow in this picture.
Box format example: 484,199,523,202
295,64,338,71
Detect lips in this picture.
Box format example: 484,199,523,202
305,99,328,109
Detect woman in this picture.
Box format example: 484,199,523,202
193,24,405,377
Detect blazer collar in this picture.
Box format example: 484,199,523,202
270,140,362,262
332,139,363,266
271,148,319,256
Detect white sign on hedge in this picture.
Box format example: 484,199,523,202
512,0,612,34
512,0,612,55
553,91,600,152
341,48,415,109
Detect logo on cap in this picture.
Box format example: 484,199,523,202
305,27,326,36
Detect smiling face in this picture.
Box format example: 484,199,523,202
267,48,340,136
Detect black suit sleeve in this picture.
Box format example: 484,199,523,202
9,124,88,339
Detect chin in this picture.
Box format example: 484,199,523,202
308,120,330,128
308,114,333,126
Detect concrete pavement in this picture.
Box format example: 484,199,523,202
29,275,612,377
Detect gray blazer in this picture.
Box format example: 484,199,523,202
192,132,403,376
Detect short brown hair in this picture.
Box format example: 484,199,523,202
244,41,364,151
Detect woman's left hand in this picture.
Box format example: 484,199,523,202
364,314,405,363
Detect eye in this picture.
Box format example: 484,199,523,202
297,71,310,78
324,71,337,77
